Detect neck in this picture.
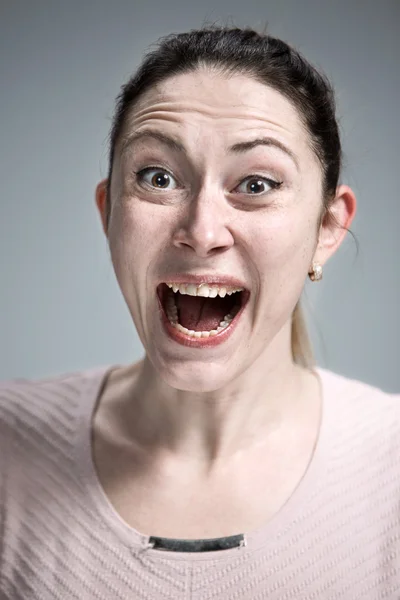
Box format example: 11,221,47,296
116,322,316,468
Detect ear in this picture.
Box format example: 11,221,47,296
95,178,109,236
312,184,357,267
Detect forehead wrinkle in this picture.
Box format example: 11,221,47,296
121,91,311,171
122,106,301,164
128,70,310,147
130,99,295,131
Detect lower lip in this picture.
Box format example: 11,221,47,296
157,296,247,348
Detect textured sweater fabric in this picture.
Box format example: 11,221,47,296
0,364,399,600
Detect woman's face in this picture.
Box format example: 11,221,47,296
103,69,325,391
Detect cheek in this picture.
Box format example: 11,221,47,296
106,204,148,304
106,200,172,337
108,199,169,266
250,209,317,272
245,210,318,332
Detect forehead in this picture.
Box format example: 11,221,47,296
121,69,312,154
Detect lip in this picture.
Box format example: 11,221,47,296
156,275,250,348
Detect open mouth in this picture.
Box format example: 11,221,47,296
157,282,250,339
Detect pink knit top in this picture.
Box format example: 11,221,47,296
1,365,399,599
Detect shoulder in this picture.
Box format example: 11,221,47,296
0,368,88,422
0,365,111,449
317,366,399,405
317,366,400,460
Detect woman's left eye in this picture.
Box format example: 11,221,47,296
136,167,178,190
234,176,282,195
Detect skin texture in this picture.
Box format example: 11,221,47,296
93,69,356,536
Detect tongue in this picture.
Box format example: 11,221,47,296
176,294,229,331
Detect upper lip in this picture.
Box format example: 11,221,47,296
157,274,249,290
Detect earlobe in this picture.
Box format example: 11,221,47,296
95,179,109,236
312,184,357,268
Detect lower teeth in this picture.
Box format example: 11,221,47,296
165,297,239,338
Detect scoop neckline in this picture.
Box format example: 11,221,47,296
75,363,334,562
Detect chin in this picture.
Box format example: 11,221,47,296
155,358,237,393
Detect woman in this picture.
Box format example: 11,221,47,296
1,26,399,600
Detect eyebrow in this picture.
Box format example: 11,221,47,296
122,130,299,170
229,137,299,170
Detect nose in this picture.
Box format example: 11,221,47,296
172,189,235,257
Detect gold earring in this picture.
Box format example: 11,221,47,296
309,262,323,281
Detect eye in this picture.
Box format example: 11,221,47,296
234,175,282,195
136,167,179,190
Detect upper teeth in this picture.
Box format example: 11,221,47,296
165,283,244,298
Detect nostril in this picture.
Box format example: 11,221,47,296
172,225,235,257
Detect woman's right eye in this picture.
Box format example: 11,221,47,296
136,167,179,190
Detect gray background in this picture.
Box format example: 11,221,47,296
0,0,398,391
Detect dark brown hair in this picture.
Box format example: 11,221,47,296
106,26,343,367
